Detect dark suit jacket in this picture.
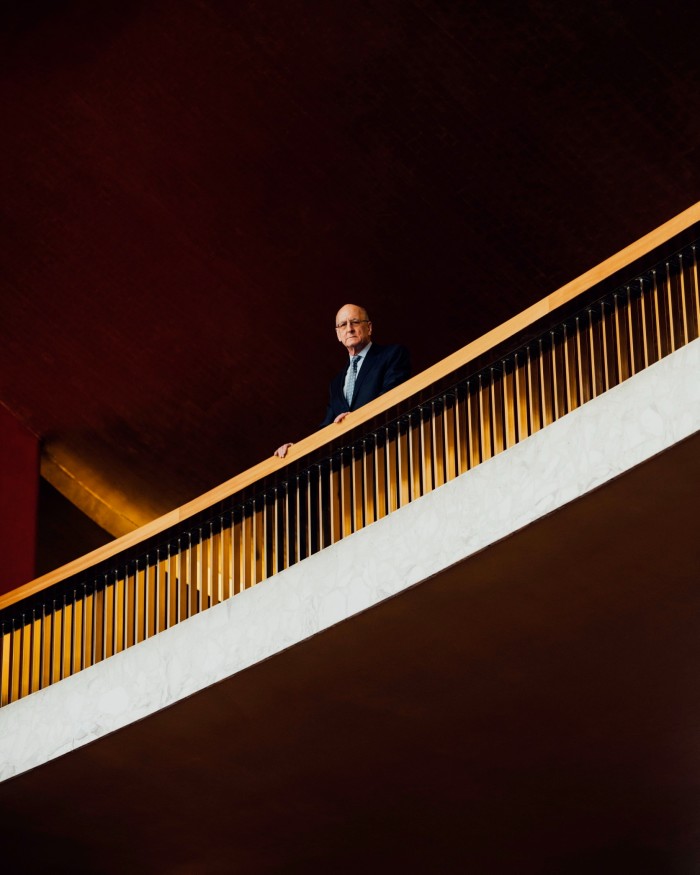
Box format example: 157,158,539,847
320,343,411,427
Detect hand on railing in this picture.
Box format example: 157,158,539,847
275,411,352,457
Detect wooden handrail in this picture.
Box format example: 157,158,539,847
2,201,699,612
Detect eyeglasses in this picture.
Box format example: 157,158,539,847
336,318,369,330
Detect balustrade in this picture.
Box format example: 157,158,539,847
2,209,699,707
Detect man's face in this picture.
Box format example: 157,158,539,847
335,304,372,354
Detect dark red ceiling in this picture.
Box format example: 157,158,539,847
2,0,700,522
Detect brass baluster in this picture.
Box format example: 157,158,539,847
154,549,164,632
118,567,128,651
649,270,664,363
27,609,36,695
64,591,76,677
549,332,561,420
478,372,492,458
403,414,417,498
320,464,331,551
397,419,410,506
299,475,311,562
103,574,113,658
453,386,469,474
573,317,587,404
125,562,136,647
433,400,447,488
443,397,458,483
276,486,289,569
211,522,222,606
70,587,82,674
613,293,630,384
242,506,253,590
418,407,432,493
352,445,365,529
232,510,244,596
526,346,541,434
9,618,20,701
290,481,300,563
0,621,7,705
463,380,477,467
200,524,212,606
329,455,344,544
501,359,517,448
363,441,377,525
677,253,690,346
168,543,180,626
78,583,87,668
107,573,116,657
560,323,574,412
489,369,505,455
307,471,315,556
511,354,527,442
18,613,29,698
589,308,603,399
624,287,637,377
221,514,233,596
692,247,700,340
49,599,59,686
136,559,147,639
373,434,388,521
383,429,397,513
338,453,351,537
665,261,677,354
311,467,323,555
638,279,652,370
38,603,48,690
538,338,554,426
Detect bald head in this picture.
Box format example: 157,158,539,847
335,303,369,324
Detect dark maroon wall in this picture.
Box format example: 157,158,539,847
3,1,700,519
0,406,39,593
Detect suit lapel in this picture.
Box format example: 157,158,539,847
334,368,350,411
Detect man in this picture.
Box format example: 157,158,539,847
274,304,411,458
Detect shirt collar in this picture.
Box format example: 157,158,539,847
349,341,372,363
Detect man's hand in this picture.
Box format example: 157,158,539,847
274,443,294,458
334,412,350,424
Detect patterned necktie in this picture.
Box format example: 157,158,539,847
345,355,360,405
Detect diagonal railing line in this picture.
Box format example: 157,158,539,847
1,214,699,706
3,203,700,614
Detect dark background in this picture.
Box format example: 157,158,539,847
2,0,700,566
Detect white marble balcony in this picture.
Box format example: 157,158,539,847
1,338,699,782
